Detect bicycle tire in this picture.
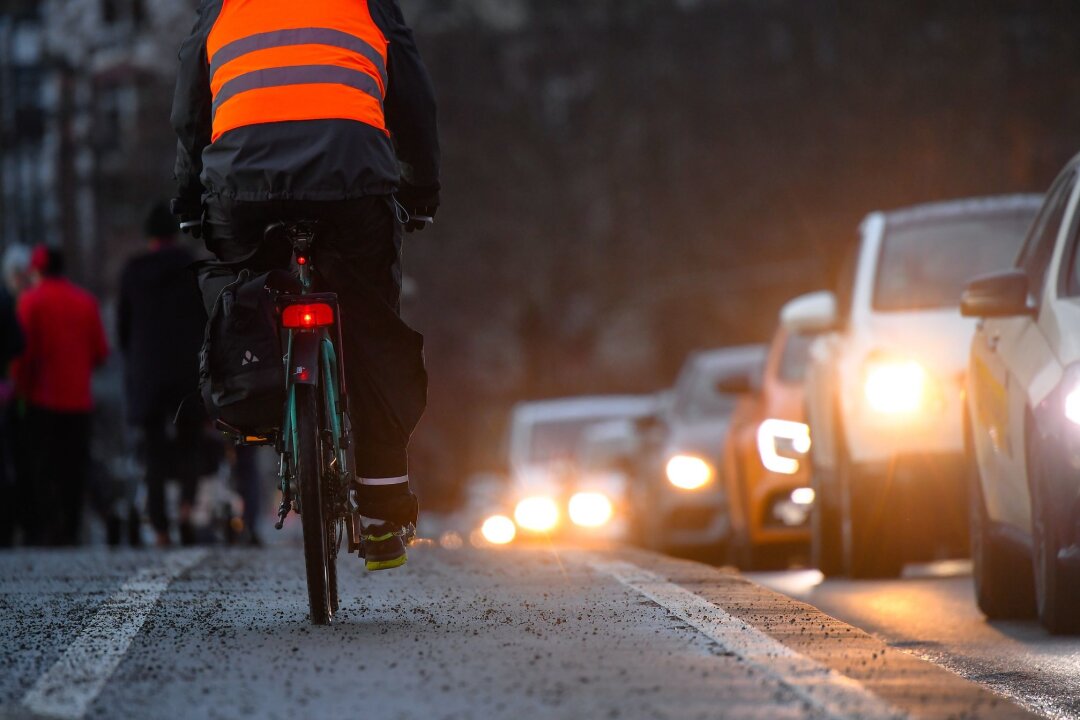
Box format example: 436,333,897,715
296,384,334,625
321,380,342,615
326,487,339,615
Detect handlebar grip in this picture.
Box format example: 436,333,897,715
179,219,203,239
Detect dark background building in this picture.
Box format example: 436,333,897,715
2,0,1079,509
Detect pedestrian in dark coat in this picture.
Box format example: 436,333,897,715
118,202,207,546
0,274,24,546
1,245,30,546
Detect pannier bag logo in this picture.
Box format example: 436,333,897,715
241,350,260,366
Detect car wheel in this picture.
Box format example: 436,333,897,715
811,466,843,577
840,454,903,579
702,539,731,566
812,409,844,577
966,419,1034,619
1028,431,1080,634
727,528,756,570
726,457,760,571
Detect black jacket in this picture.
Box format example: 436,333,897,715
171,0,440,205
118,245,206,424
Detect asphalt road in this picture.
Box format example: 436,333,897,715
750,563,1080,720
0,540,1043,720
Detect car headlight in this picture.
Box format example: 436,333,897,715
864,357,928,414
568,491,614,527
514,496,559,532
756,419,811,475
1065,385,1080,426
665,454,713,490
480,515,516,545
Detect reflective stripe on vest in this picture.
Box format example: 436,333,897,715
206,0,389,142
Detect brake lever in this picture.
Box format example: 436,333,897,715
179,219,203,239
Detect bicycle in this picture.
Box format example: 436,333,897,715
218,220,361,625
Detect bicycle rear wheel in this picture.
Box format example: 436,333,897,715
296,384,335,625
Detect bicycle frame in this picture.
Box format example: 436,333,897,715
275,229,361,556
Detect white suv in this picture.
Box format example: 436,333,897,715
964,154,1080,633
784,195,1040,577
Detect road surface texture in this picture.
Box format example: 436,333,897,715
0,544,1039,720
751,563,1080,720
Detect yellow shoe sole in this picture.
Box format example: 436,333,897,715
366,554,407,571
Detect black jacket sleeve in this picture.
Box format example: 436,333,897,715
371,0,441,203
170,2,218,207
0,289,22,369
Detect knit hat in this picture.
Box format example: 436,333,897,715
143,200,177,239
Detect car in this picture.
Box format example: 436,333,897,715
572,417,654,541
504,395,657,539
784,194,1041,578
628,345,767,559
717,320,818,570
962,155,1080,633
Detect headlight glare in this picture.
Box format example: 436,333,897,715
480,515,516,545
665,454,713,490
514,496,559,532
1065,387,1080,425
864,359,927,414
757,419,811,475
568,492,614,527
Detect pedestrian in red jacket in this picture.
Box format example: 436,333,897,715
13,246,108,545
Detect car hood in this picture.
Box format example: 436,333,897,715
663,417,731,461
856,308,976,376
512,465,571,495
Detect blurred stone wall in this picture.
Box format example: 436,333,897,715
4,0,1080,507
399,0,1080,505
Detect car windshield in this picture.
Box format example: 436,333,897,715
873,212,1032,312
778,332,816,383
677,367,739,421
528,418,605,464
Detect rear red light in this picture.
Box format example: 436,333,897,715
282,303,334,329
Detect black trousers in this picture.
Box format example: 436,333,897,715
143,411,201,536
26,407,90,546
0,400,19,546
201,196,424,524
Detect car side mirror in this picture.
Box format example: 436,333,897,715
780,291,839,334
960,270,1034,318
716,372,754,395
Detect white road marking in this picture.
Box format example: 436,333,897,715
21,550,207,720
588,558,906,720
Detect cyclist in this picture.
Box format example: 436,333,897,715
171,0,439,570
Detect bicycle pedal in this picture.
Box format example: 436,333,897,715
275,498,292,530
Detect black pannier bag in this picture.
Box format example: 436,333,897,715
199,269,295,432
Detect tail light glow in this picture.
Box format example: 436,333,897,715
282,303,334,329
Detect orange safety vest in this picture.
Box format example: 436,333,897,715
206,0,389,143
